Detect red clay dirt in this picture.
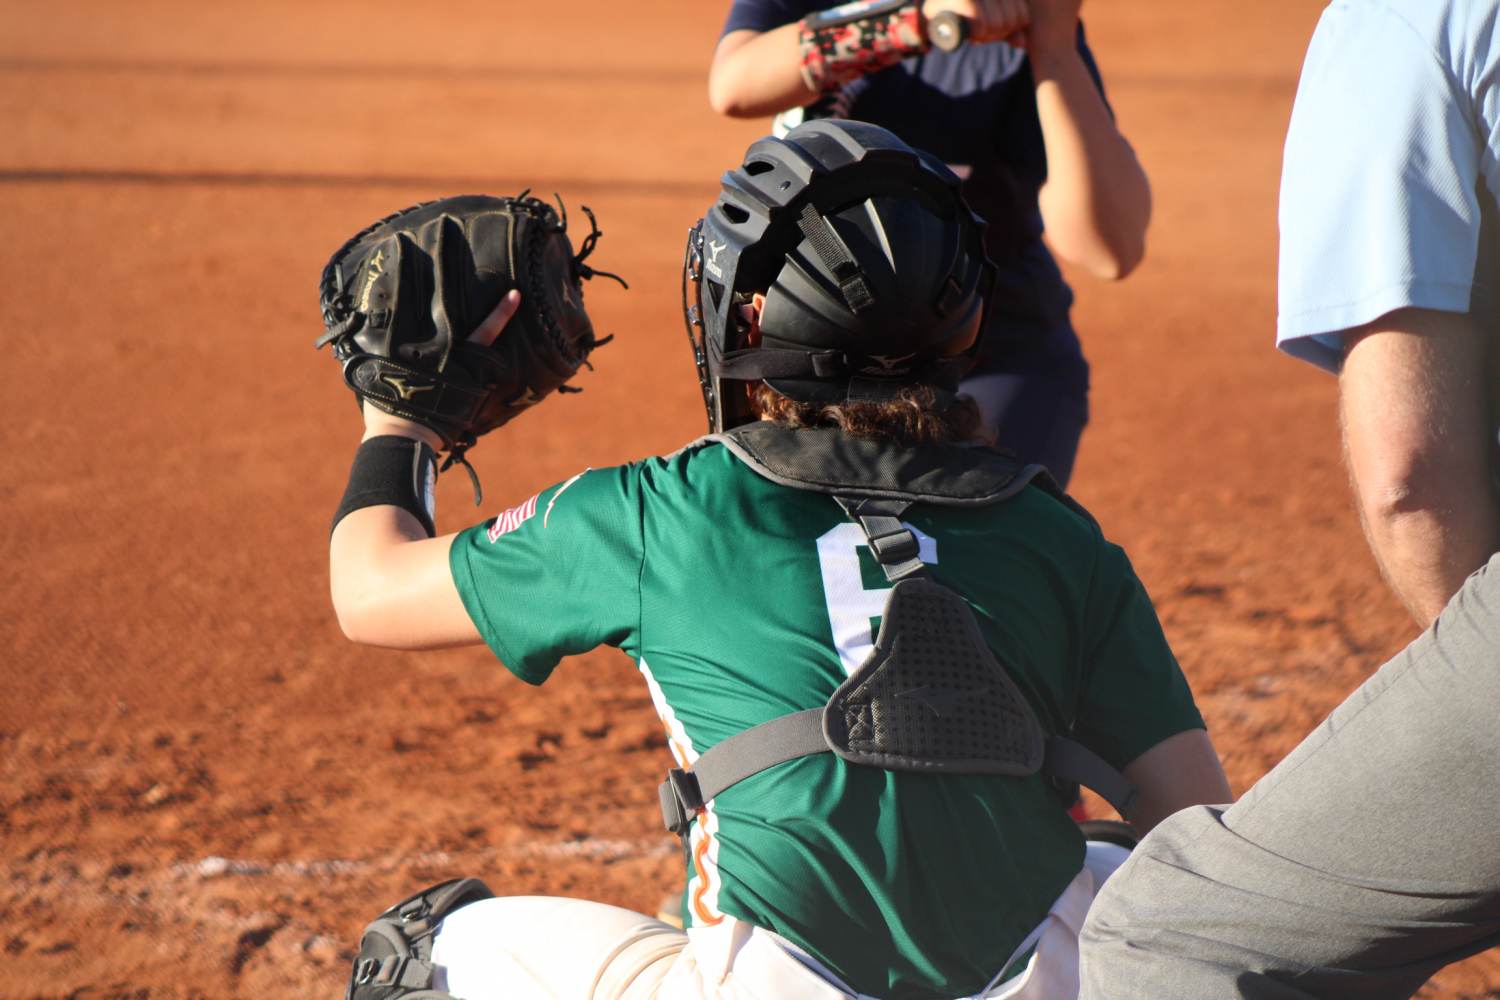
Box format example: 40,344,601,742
1,0,1494,996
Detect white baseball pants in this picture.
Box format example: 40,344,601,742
429,843,1128,1000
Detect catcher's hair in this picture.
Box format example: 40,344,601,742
750,382,988,449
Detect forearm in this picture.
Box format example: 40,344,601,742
1342,313,1500,625
327,405,483,649
1120,729,1232,836
1032,46,1151,280
709,26,820,118
1357,503,1499,626
710,1,1022,119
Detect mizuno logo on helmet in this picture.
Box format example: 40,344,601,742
708,241,726,261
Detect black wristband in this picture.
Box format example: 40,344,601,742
333,435,439,538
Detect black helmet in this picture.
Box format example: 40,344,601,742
684,119,996,432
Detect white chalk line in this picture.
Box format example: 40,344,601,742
171,837,678,880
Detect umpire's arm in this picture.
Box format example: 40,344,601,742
328,292,522,650
1340,307,1500,626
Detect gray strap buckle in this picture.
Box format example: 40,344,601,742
371,955,432,988
864,519,920,564
658,768,703,836
836,497,925,581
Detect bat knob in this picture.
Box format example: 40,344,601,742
927,11,967,52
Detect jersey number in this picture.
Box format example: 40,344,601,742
815,521,937,675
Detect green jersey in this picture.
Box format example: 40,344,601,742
450,438,1203,1000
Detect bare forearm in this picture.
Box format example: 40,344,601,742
1032,47,1151,280
710,2,1031,119
1120,729,1232,836
1357,503,1499,624
709,26,818,118
1342,312,1500,625
327,404,483,649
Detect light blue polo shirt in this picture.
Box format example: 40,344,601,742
1277,0,1500,371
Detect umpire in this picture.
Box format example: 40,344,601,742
327,121,1227,1000
1077,0,1500,996
706,0,1151,488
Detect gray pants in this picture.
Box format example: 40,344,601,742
1078,554,1500,999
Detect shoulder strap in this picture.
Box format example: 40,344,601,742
1042,737,1139,819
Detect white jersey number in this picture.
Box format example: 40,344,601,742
815,521,937,675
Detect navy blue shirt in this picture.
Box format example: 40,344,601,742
723,0,1110,344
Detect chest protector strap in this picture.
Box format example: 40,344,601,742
659,484,1138,844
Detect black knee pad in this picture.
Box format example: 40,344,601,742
345,877,495,1000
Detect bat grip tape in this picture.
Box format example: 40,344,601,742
332,435,439,538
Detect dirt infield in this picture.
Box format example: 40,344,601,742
2,0,1495,996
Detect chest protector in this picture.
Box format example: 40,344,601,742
658,424,1138,846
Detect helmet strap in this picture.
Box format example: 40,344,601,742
797,204,878,314
846,377,907,404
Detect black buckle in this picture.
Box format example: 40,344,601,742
658,768,704,835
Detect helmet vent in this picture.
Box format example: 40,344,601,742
720,203,750,225
744,160,776,176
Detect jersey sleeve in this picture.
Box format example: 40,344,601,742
1277,1,1484,371
449,465,643,685
722,0,818,36
1070,535,1204,771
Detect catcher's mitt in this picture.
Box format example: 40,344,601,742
316,193,623,502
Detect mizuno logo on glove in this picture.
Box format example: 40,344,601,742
380,375,436,400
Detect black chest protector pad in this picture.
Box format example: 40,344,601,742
827,573,1047,775
658,424,1135,848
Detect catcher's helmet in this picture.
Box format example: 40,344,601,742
683,119,997,432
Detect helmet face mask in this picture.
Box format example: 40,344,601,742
683,218,760,431
683,120,998,434
682,218,716,425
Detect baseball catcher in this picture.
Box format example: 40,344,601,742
325,123,1229,1000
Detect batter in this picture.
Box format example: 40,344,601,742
707,0,1153,486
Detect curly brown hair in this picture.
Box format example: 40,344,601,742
749,382,989,449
